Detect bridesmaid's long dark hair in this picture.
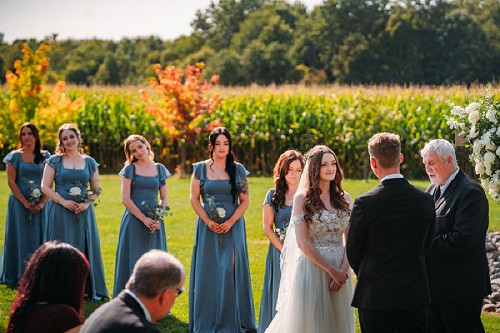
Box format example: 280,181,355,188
17,123,44,164
271,150,304,212
208,127,238,204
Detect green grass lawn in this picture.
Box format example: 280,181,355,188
0,172,499,332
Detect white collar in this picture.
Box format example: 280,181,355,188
380,173,404,183
439,168,460,194
125,289,152,322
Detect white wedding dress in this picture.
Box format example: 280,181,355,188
264,209,355,333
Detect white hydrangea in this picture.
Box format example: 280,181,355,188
484,152,496,165
497,146,500,157
466,102,481,114
468,111,480,124
486,107,498,124
470,125,479,138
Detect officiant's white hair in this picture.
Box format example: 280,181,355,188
421,139,458,168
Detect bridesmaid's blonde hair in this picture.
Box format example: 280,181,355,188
123,135,154,164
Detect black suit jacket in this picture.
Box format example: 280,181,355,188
426,171,491,300
346,178,435,310
80,291,160,333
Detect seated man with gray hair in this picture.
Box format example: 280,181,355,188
81,250,185,333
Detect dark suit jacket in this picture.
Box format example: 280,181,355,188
426,170,491,300
346,178,435,310
80,291,160,333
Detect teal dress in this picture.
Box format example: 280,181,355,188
0,150,50,285
189,162,256,333
257,189,292,333
113,163,171,297
43,155,109,300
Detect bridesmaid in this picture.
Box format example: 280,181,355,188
189,127,256,333
257,150,303,333
0,123,50,286
113,134,171,297
41,123,108,300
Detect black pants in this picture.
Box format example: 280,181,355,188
429,298,484,333
358,308,427,333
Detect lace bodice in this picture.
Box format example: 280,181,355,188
294,209,349,250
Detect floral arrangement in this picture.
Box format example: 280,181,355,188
141,200,171,244
447,87,500,201
274,221,289,244
205,194,226,249
23,178,42,224
67,182,102,222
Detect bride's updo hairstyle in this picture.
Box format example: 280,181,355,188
208,127,238,204
303,145,350,225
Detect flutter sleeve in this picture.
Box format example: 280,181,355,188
45,155,62,168
87,157,100,175
236,163,250,193
3,151,20,169
158,163,171,187
263,188,275,206
192,162,203,180
119,164,134,179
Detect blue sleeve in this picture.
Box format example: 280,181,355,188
87,157,99,175
119,164,134,179
193,162,203,180
236,163,250,180
46,155,62,168
158,163,171,187
263,188,275,206
3,151,20,169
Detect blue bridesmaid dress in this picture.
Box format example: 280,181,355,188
189,162,257,333
43,155,109,300
113,163,171,297
0,150,50,285
257,189,292,333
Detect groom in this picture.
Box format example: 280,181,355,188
346,132,435,333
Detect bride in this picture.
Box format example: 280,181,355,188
265,145,355,333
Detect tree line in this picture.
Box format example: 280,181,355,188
1,0,499,86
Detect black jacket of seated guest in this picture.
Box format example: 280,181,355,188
80,291,160,333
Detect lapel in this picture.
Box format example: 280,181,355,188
435,171,464,210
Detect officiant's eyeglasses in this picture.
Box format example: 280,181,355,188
171,287,184,297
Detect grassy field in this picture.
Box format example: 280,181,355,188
0,171,499,332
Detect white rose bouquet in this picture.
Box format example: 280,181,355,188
205,194,226,249
447,87,500,201
23,178,43,224
67,181,102,222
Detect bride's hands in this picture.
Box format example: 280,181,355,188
327,266,348,291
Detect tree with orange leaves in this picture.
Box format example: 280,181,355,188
141,62,221,172
1,42,84,149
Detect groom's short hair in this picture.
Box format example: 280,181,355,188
368,132,401,169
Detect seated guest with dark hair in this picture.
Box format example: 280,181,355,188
6,241,90,333
80,250,185,333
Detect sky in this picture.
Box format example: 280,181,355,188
0,0,324,43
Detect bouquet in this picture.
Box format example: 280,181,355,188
447,87,500,201
23,178,43,224
205,194,226,249
274,221,290,244
141,200,171,244
67,182,102,223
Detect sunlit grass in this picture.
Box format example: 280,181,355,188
0,172,499,332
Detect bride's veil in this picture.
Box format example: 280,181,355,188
275,157,310,312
